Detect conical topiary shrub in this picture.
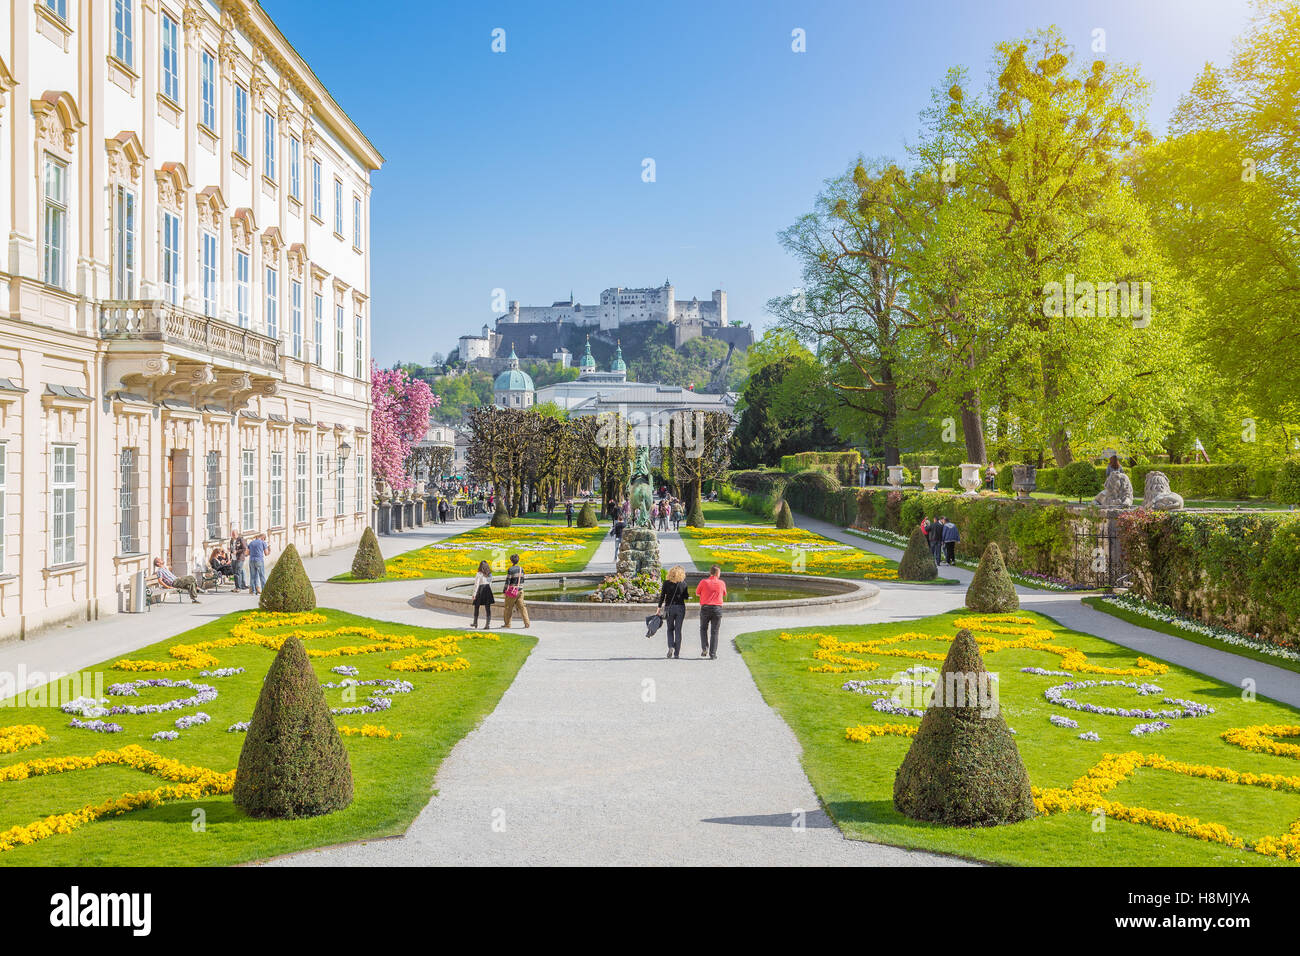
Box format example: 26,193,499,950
965,542,1019,612
686,497,705,528
259,543,316,612
774,500,794,529
232,635,353,818
489,500,512,528
350,527,386,580
893,629,1035,826
576,501,597,527
898,526,938,581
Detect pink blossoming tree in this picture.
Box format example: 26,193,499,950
370,362,438,494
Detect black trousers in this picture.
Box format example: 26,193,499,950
944,541,956,564
665,605,685,655
699,605,723,655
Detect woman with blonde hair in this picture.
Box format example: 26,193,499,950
656,565,689,659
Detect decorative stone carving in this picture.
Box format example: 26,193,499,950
106,131,146,183
196,186,225,231
155,163,190,214
959,462,982,496
1012,464,1037,500
1094,469,1135,510
1142,470,1184,511
919,465,939,492
32,91,84,152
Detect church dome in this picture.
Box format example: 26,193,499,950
579,336,597,370
610,341,627,372
494,368,534,391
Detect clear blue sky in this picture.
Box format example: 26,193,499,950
261,0,1254,367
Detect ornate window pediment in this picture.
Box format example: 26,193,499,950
261,226,285,259
0,56,14,121
32,91,84,153
196,185,226,231
231,207,257,253
287,242,307,279
156,161,191,214
106,131,148,184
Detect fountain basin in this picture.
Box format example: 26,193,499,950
423,571,880,622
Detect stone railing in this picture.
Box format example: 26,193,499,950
99,300,280,371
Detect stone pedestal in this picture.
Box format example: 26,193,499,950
616,527,661,579
919,465,939,492
377,502,392,535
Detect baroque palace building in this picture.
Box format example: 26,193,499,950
0,0,383,639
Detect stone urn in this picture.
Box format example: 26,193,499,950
415,480,426,496
1012,464,1037,500
919,465,940,492
959,463,982,496
887,465,905,489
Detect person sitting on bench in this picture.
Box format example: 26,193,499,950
154,557,201,603
208,546,235,585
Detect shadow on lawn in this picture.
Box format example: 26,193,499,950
702,811,837,829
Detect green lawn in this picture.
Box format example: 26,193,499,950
737,608,1300,866
1083,596,1300,677
700,499,763,524
0,608,533,865
331,522,607,582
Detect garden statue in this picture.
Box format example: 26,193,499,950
1142,470,1184,511
630,446,654,520
1093,469,1135,510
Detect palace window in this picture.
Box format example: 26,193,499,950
270,452,284,527
45,0,67,20
355,314,364,379
315,453,325,519
200,50,216,131
235,250,250,328
161,14,180,102
263,111,276,180
296,451,308,523
335,305,345,372
352,195,362,249
234,85,249,158
265,266,278,339
336,454,346,516
205,450,222,540
202,232,218,317
0,444,7,573
113,0,133,67
114,186,137,299
162,212,181,304
313,293,324,365
119,448,139,555
289,137,301,199
51,445,76,566
240,449,256,531
42,156,67,289
311,159,322,219
291,280,303,358
333,179,343,235
355,449,365,513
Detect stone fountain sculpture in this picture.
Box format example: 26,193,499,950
615,447,662,580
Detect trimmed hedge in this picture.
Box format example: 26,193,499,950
775,499,794,528
350,527,385,580
719,483,776,519
259,544,316,613
779,451,862,484
490,500,512,527
1272,458,1300,505
898,527,938,581
1118,509,1300,645
576,501,597,527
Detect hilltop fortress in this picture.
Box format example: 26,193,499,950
455,280,752,368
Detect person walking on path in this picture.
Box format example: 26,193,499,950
655,565,689,659
439,498,450,523
247,533,271,595
695,564,727,659
153,557,202,603
565,500,574,527
546,494,556,522
657,502,669,532
941,518,961,565
611,516,626,551
671,501,683,531
471,559,495,629
502,554,531,628
229,528,249,592
984,464,996,491
926,516,945,566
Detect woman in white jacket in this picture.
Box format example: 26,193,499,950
471,559,495,629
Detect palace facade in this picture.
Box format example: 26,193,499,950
0,0,383,639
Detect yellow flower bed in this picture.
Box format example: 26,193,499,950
381,526,602,580
113,612,499,675
1032,751,1300,861
845,723,917,743
778,615,1167,677
0,725,50,755
0,745,235,853
337,724,402,740
1221,725,1300,760
685,527,898,580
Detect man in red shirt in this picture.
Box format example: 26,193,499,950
695,564,728,659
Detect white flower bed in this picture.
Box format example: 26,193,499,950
1098,594,1300,665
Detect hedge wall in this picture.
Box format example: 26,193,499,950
1118,510,1300,645
779,451,862,485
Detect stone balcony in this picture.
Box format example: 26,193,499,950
99,300,281,413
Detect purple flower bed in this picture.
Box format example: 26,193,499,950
68,717,123,733
104,678,217,715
